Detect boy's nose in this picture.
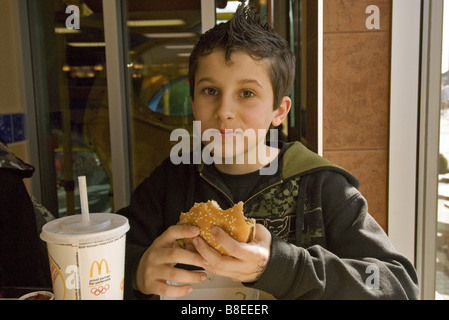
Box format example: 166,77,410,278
215,95,235,121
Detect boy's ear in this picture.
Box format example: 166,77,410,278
272,96,291,127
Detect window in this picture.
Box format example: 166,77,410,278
416,0,449,300
436,0,449,300
124,0,202,189
27,0,111,216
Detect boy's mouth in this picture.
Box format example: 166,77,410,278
218,128,243,139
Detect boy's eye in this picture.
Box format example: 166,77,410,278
240,90,255,98
202,88,218,96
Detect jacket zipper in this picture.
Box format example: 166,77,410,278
199,172,284,207
199,172,234,205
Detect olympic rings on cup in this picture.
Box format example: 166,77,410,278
90,284,110,296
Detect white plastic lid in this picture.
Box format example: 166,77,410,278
40,213,130,245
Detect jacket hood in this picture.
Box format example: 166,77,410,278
282,142,360,189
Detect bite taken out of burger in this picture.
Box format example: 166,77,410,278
177,200,256,255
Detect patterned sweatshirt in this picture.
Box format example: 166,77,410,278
118,141,419,300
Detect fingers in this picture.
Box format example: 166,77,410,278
136,246,207,296
150,282,194,298
193,224,272,283
155,225,200,248
210,226,234,254
161,266,208,285
199,226,247,259
203,225,272,259
192,233,238,272
150,246,208,269
142,269,207,298
136,225,207,297
254,224,272,246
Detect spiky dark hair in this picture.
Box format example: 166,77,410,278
188,3,296,109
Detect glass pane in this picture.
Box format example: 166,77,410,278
437,0,449,300
288,0,318,151
124,0,202,188
30,0,112,216
216,0,242,24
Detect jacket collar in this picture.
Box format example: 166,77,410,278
195,140,360,204
196,142,286,205
282,142,360,188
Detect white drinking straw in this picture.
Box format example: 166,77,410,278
78,176,90,224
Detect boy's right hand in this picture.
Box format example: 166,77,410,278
135,225,209,297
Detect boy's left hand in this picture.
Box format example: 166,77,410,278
192,224,272,283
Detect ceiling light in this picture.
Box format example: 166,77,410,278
144,32,197,39
67,42,106,47
165,45,195,50
127,19,185,27
55,27,81,34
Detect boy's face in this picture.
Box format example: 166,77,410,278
192,49,289,162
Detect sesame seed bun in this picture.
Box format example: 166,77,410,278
177,200,256,255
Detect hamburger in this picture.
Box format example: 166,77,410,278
177,200,256,255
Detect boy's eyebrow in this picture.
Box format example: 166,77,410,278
238,79,264,89
196,77,214,86
196,77,264,89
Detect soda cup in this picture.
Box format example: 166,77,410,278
40,213,130,300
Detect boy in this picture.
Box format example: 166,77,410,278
118,4,419,299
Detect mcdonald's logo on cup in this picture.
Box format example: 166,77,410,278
90,259,110,277
88,258,112,298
